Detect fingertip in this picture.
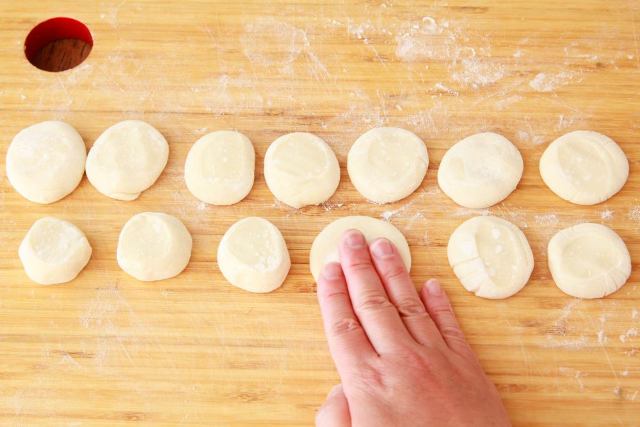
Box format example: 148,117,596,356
322,262,344,281
341,229,366,249
424,279,443,296
327,383,343,398
370,237,395,259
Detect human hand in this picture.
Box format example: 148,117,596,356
316,230,511,427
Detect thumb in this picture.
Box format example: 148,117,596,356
316,384,351,427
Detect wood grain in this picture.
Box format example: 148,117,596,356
1,0,639,425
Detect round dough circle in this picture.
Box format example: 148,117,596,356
539,130,628,205
348,127,428,204
86,120,169,201
19,217,92,285
117,212,192,281
548,223,630,299
438,132,523,208
7,121,86,204
185,131,255,205
217,217,290,293
447,216,534,299
264,132,340,208
310,216,411,282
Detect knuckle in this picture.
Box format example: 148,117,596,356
430,304,454,317
395,297,427,318
382,264,408,282
441,325,466,341
329,317,363,336
353,365,386,390
356,292,393,313
345,258,373,272
322,288,349,301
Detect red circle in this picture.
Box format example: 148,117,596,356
24,17,93,71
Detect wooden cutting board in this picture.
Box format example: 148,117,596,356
0,0,639,425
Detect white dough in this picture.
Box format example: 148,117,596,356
86,120,169,201
19,217,92,285
448,216,533,299
217,217,290,293
310,216,411,282
438,132,523,208
539,131,628,205
348,127,428,204
117,212,192,281
548,223,631,299
7,121,86,204
184,131,255,205
264,132,340,208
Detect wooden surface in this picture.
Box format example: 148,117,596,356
1,0,639,425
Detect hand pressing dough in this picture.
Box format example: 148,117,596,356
348,127,428,204
86,120,169,201
448,216,533,299
185,131,255,205
7,121,86,204
19,217,92,285
548,223,631,299
310,216,411,282
539,131,628,205
264,132,340,208
438,132,523,208
117,212,192,281
217,217,290,293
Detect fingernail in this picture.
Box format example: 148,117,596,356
327,384,342,398
371,238,393,258
322,263,342,280
345,230,365,248
426,279,442,296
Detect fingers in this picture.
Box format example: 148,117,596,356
339,230,413,354
316,384,351,427
420,279,474,357
369,238,444,349
317,262,376,372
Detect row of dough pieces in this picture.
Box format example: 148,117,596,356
8,120,631,299
19,212,631,300
6,120,629,208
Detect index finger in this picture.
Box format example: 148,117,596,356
317,262,376,372
339,230,413,354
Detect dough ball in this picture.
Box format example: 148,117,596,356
19,217,92,285
448,216,533,299
264,132,340,208
539,131,628,205
548,223,630,299
348,127,428,204
438,132,523,208
117,212,192,281
86,120,169,201
217,217,290,293
184,131,255,205
7,121,86,204
310,216,411,282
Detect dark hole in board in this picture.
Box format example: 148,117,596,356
24,17,93,72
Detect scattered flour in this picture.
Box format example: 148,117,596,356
534,214,559,226
558,367,587,391
600,209,614,220
453,207,490,217
629,206,640,221
395,16,505,89
515,129,545,146
597,330,607,344
529,71,582,93
619,328,638,343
